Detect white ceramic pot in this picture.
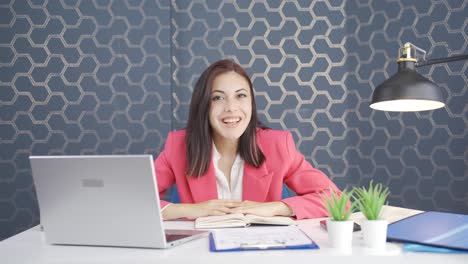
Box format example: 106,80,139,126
326,219,354,250
361,219,388,249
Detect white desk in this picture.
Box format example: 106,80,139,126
1,206,466,264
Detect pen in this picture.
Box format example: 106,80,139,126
240,242,286,250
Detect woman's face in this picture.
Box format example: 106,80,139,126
209,71,252,142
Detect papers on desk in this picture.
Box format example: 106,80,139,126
209,225,318,252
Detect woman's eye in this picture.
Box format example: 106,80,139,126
237,94,247,98
212,96,223,101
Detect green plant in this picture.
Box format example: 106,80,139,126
353,181,390,220
322,188,355,221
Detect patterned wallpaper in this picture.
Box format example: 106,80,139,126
0,0,467,240
0,0,172,240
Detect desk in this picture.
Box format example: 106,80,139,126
1,206,466,264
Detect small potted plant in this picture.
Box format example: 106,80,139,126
322,188,355,250
353,180,390,250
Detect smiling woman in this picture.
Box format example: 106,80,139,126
185,60,263,179
209,72,252,141
154,59,346,221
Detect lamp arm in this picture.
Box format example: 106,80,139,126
416,54,468,68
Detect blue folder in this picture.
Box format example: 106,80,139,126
208,233,319,252
403,243,468,253
387,211,468,251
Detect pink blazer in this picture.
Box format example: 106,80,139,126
154,128,343,219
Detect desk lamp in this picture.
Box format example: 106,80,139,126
370,42,468,112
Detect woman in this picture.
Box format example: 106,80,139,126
155,59,342,220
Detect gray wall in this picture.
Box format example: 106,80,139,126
1,0,467,240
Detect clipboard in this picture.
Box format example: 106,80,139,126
208,226,319,252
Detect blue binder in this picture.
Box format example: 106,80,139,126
387,211,468,251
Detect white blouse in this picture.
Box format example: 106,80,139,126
212,143,244,200
161,145,244,212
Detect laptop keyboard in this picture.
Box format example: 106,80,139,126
165,233,191,242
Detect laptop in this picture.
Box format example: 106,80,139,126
29,155,208,249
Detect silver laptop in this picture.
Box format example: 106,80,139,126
29,155,208,248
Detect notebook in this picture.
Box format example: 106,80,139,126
29,155,208,249
195,213,296,229
387,211,468,251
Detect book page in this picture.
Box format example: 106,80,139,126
244,214,296,226
350,206,423,225
195,214,248,229
212,226,312,250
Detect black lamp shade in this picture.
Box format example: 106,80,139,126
370,61,445,112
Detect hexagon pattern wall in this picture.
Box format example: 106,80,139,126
0,0,172,240
1,0,467,240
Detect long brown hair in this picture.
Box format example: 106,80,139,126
185,59,266,177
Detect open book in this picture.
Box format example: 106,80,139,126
195,213,296,229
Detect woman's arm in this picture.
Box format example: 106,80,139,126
154,138,176,210
162,199,242,220
280,131,345,219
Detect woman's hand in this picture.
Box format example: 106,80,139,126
188,199,242,218
230,201,294,217
162,199,242,220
